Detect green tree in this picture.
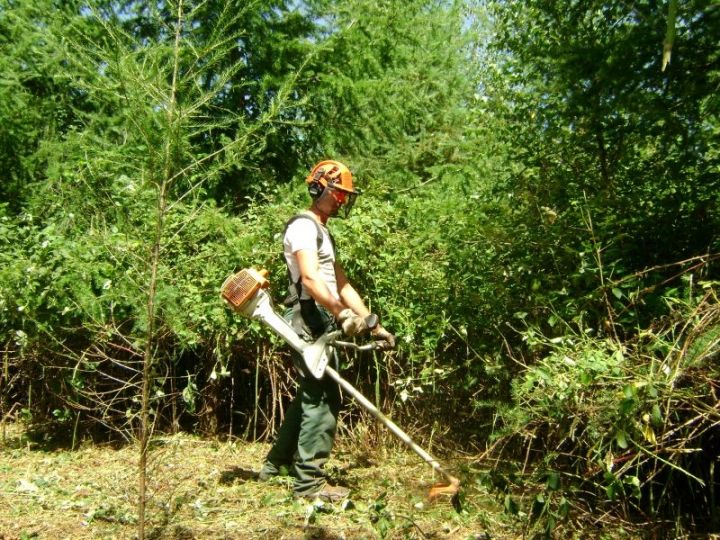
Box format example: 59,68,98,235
0,0,94,210
0,1,322,534
475,1,720,531
484,0,720,332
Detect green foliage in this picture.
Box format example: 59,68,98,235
1,0,719,532
0,0,86,210
303,0,479,193
0,0,323,438
492,285,720,531
480,0,720,334
0,0,487,438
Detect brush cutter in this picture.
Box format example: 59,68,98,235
221,268,460,500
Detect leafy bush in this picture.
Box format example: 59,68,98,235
491,282,720,532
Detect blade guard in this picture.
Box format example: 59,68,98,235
301,331,339,379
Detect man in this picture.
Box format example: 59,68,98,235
258,159,395,501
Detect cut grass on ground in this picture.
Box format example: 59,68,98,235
0,424,513,539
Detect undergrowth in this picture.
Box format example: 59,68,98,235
488,284,720,537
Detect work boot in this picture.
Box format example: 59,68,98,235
296,483,350,502
258,462,291,482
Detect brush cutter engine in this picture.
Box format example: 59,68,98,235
221,267,331,378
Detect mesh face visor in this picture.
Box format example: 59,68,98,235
342,190,358,218
328,185,359,218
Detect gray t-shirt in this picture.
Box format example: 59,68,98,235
284,213,338,301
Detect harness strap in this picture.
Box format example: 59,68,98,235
282,212,337,337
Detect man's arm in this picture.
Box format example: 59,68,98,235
336,262,395,349
297,251,394,345
334,262,371,318
295,249,346,318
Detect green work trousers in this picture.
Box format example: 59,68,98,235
260,305,340,496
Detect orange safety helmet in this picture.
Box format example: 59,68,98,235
305,160,360,217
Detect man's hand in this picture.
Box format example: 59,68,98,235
337,308,368,336
371,325,396,351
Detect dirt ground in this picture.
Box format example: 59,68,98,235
0,423,515,539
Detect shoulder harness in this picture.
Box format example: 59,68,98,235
283,213,336,303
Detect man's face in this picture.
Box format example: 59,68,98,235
319,186,347,217
329,186,347,205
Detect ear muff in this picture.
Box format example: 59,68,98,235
308,180,324,199
308,169,325,198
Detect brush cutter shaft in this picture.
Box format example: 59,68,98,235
250,291,330,379
333,340,377,351
324,365,459,486
252,291,308,353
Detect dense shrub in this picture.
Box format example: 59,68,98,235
491,284,720,533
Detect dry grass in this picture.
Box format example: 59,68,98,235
0,423,515,540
